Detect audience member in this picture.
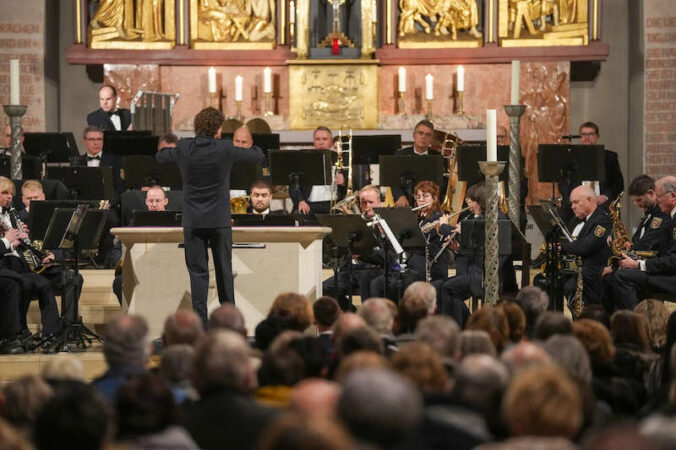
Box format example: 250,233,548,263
533,312,573,341
514,286,549,339
209,303,247,336
397,294,430,340
268,292,314,332
500,342,552,375
578,304,611,329
458,330,497,359
336,326,384,358
163,309,205,347
402,281,438,315
358,298,397,355
634,299,669,352
256,348,306,408
160,344,198,404
391,342,450,394
416,315,461,373
288,379,341,419
0,417,32,450
465,306,510,353
1,375,53,440
497,301,526,343
41,354,85,382
313,296,341,359
258,414,354,450
334,351,390,382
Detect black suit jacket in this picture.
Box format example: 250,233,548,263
75,152,125,202
86,108,132,131
645,213,676,276
157,137,264,228
632,204,671,252
562,207,613,268
390,146,431,201
558,149,624,206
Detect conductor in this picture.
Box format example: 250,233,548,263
157,107,265,326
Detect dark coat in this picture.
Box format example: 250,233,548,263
156,136,264,228
633,204,672,252
562,207,613,268
645,214,676,276
86,108,132,131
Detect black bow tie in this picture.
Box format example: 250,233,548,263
108,110,119,117
87,155,101,161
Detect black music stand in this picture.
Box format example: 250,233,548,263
457,145,510,186
459,219,512,257
537,144,605,201
317,214,377,305
23,132,80,163
352,135,402,165
123,156,183,190
233,214,296,226
130,210,183,226
103,131,155,156
27,200,100,241
63,166,115,201
40,205,107,351
379,155,444,204
269,149,333,186
231,162,262,191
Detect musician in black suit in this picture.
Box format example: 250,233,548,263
391,119,436,207
157,107,265,326
610,176,676,307
560,185,613,310
86,85,132,131
247,179,283,215
558,122,624,221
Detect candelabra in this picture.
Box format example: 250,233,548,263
479,161,506,305
398,92,405,115
3,104,27,179
504,104,526,230
455,91,464,115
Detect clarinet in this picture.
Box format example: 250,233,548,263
7,207,47,272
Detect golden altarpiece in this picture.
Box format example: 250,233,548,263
69,0,608,201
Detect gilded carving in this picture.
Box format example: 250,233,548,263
398,0,482,48
190,0,276,48
499,0,588,46
519,62,569,204
89,0,176,49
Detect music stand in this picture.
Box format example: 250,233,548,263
23,132,80,163
538,144,605,203
63,166,115,201
233,214,296,226
103,130,155,156
123,155,183,190
317,214,377,305
379,155,444,203
457,145,510,186
28,200,100,241
40,205,107,351
268,149,333,190
352,135,402,165
130,210,182,226
231,162,262,191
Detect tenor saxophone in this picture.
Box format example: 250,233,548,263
572,256,583,318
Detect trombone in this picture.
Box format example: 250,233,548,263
330,126,354,213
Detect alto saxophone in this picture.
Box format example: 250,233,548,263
607,192,655,268
572,256,583,318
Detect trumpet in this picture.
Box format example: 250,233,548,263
230,195,250,214
331,192,360,214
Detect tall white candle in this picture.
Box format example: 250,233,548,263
486,109,497,162
510,60,520,105
289,0,296,23
425,74,434,100
235,75,243,101
457,65,464,92
372,0,378,22
263,67,272,93
398,67,406,93
208,67,217,93
9,59,20,105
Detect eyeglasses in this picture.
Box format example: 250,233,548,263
85,137,103,142
580,132,597,138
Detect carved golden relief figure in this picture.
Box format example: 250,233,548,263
398,0,482,48
89,0,175,49
190,0,276,48
499,0,587,46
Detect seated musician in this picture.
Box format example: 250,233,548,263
230,126,255,200
392,120,436,207
289,126,346,218
323,185,387,311
248,179,279,215
0,177,61,343
370,181,453,301
601,175,671,311
608,176,676,306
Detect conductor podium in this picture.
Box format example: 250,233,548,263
111,226,330,339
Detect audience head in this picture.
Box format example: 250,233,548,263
578,304,610,329
358,298,394,335
0,417,32,450
258,413,353,450
570,185,597,218
145,185,168,211
415,315,460,362
2,375,53,431
501,341,552,375
458,329,497,359
193,330,254,394
454,354,509,413
257,348,305,388
465,306,510,353
157,133,178,150
98,85,118,113
269,292,313,332
628,175,657,211
313,296,341,332
402,281,437,315
543,335,593,385
312,126,333,149
572,319,616,368
331,313,366,345
194,106,225,138
515,286,550,338
160,344,195,384
337,369,422,448
391,342,449,393
503,365,583,439
20,180,45,210
115,373,177,440
233,125,254,148
336,326,383,358
34,382,113,450
335,351,390,382
655,176,676,214
82,125,104,156
585,425,661,450
41,354,86,382
533,312,572,341
255,316,295,352
398,294,430,335
103,314,150,368
209,303,247,336
634,299,669,350
162,309,204,347
579,121,600,145
610,310,650,350
498,301,526,343
412,119,434,153
288,336,328,378
249,179,273,213
289,379,341,419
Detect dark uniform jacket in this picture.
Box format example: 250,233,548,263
562,207,613,268
157,136,264,228
632,204,671,252
645,212,676,276
86,108,132,131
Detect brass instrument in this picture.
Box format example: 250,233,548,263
330,127,354,213
439,131,466,223
572,256,583,318
230,195,251,215
331,192,360,214
498,181,509,215
1,207,48,273
607,192,655,269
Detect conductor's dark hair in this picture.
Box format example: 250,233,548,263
414,119,434,132
194,107,225,137
159,133,179,145
628,175,656,196
579,122,599,135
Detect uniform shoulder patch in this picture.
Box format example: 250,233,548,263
650,217,662,229
594,225,606,238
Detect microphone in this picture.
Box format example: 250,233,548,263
561,135,580,140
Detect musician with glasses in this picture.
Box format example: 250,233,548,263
0,177,61,346
391,120,436,208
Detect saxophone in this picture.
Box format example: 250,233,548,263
572,256,583,318
607,192,655,269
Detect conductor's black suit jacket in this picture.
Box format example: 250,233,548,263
86,108,132,131
156,136,264,228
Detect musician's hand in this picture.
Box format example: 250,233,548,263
619,253,639,270
4,228,21,247
18,231,28,241
601,266,613,277
453,224,461,234
395,196,409,208
334,173,345,186
438,214,450,227
606,236,613,247
596,194,608,206
42,254,55,265
450,240,460,252
298,201,311,215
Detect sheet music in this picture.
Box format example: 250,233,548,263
541,201,573,243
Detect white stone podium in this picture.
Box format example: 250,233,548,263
111,226,331,339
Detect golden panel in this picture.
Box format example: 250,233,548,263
501,37,584,47
189,0,276,48
90,40,176,49
288,61,379,130
192,41,276,49
398,0,483,46
497,0,588,45
398,35,482,48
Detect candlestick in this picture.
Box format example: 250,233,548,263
455,91,464,115
9,59,20,105
486,109,497,162
372,0,378,22
210,91,219,109
510,60,520,105
3,105,27,180
235,75,243,101
263,68,272,94
208,67,216,94
235,100,244,121
425,74,433,100
398,91,405,115
426,99,433,120
457,65,464,92
504,104,526,230
398,67,406,93
289,0,296,23
479,161,506,305
264,92,274,116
